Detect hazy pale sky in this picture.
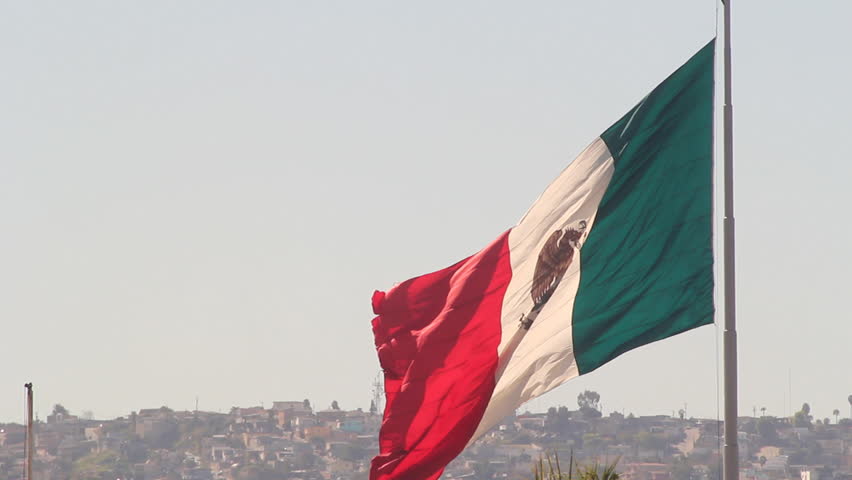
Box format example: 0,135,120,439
2,1,850,425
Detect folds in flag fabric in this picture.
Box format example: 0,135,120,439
370,39,716,480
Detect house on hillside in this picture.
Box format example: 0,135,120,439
316,409,346,423
516,413,547,430
272,401,312,414
0,426,26,447
622,462,672,480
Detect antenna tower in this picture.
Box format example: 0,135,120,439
371,372,384,414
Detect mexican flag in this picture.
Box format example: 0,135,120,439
370,39,716,480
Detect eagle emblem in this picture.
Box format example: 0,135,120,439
520,219,587,330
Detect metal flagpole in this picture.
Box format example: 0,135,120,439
721,1,739,480
25,383,34,480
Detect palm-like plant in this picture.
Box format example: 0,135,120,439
579,461,621,480
532,452,620,480
533,451,571,480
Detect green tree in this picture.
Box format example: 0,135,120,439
793,403,812,428
52,404,69,416
833,409,840,424
546,406,571,433
577,391,600,411
331,400,340,410
577,391,602,420
557,406,572,433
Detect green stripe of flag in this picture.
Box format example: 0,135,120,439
573,39,716,374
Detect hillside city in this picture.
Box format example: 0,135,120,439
1,393,850,480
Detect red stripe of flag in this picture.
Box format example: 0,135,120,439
370,231,512,480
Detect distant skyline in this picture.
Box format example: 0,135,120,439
11,387,851,424
2,1,850,425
